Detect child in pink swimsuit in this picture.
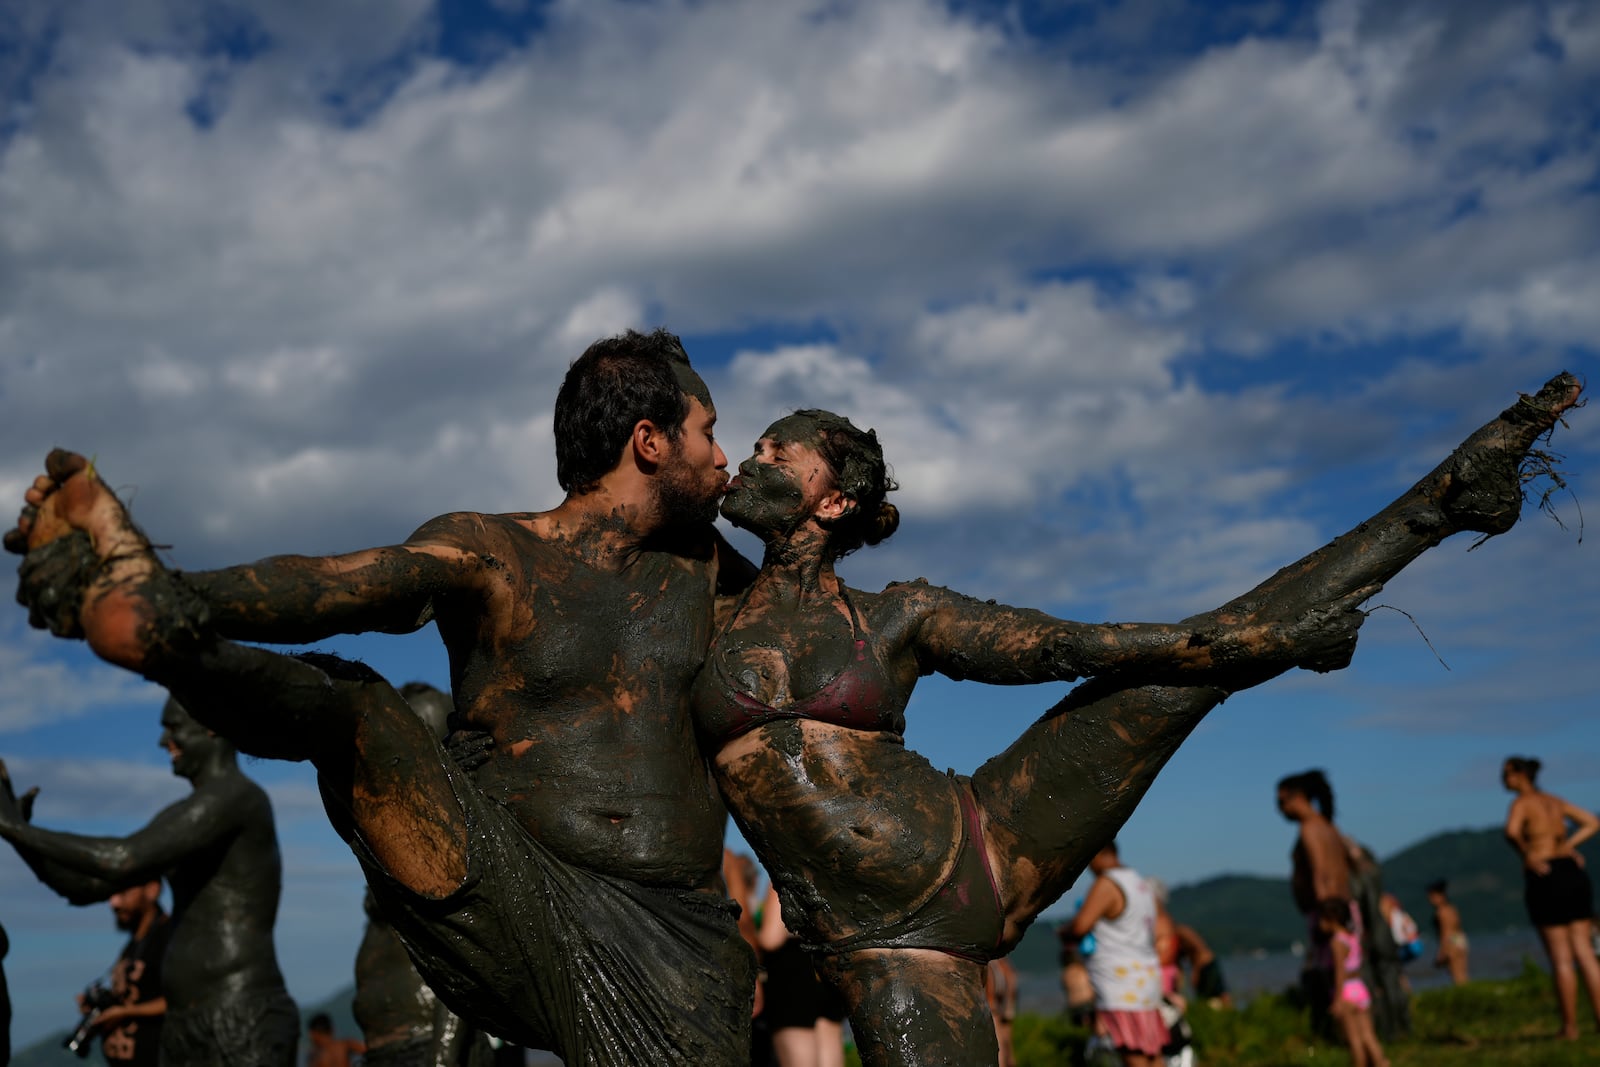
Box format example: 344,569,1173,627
1317,899,1389,1067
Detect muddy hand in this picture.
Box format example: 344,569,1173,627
1284,584,1377,674
0,759,40,831
444,727,496,773
15,531,98,638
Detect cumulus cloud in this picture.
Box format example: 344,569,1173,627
0,0,1592,576
0,624,159,734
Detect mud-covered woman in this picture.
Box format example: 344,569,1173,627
697,378,1581,1067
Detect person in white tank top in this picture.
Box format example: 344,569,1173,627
1067,842,1169,1067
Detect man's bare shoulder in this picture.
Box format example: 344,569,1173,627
1301,817,1346,852
405,510,531,551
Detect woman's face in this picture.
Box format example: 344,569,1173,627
1276,787,1307,821
720,415,837,538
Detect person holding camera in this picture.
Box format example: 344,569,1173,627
71,880,171,1066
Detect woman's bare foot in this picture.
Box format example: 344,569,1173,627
8,449,173,672
1208,371,1585,628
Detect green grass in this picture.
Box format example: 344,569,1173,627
847,960,1598,1066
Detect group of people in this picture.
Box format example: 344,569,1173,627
0,331,1583,1066
1277,759,1600,1064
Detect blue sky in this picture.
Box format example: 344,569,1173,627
1,0,1598,1049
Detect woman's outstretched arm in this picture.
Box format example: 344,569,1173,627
897,580,1366,688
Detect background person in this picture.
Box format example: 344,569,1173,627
1173,922,1230,1010
307,1013,366,1067
0,699,297,1067
983,957,1018,1067
1069,843,1167,1067
1279,772,1409,1038
756,882,846,1067
90,880,171,1067
1057,928,1096,1027
1344,841,1410,1038
1278,769,1352,1035
1502,755,1600,1039
1425,880,1469,986
1147,879,1181,1003
1318,899,1389,1067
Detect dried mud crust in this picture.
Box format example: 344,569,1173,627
8,450,210,671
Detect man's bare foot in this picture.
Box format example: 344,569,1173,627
9,450,170,672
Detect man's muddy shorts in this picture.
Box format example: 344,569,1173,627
350,758,755,1067
160,987,298,1067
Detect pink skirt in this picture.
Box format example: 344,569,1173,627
1099,1009,1171,1056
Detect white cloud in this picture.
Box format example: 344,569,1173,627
1,754,189,821
0,627,159,734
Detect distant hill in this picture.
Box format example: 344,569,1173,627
1010,821,1600,959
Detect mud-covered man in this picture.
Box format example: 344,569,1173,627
0,699,299,1066
5,329,756,1065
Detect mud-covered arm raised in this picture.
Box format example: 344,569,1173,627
0,765,236,905
178,513,498,644
901,580,1367,686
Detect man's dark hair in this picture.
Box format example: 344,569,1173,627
1277,769,1336,819
554,329,698,494
1504,755,1542,785
308,1013,333,1033
1426,879,1449,896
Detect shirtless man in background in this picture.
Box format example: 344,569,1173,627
1502,755,1600,1039
1278,770,1354,1036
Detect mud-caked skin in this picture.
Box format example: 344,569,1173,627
0,700,298,1067
699,378,1583,1067
177,510,732,887
4,332,757,1065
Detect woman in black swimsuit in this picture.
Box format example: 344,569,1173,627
697,386,1578,1067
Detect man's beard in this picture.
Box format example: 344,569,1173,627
654,448,721,528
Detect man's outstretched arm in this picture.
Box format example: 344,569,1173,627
6,453,498,646
0,763,238,905
176,514,496,644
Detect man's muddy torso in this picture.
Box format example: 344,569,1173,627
158,776,289,1012
431,512,727,890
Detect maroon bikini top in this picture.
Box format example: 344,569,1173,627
692,590,906,745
